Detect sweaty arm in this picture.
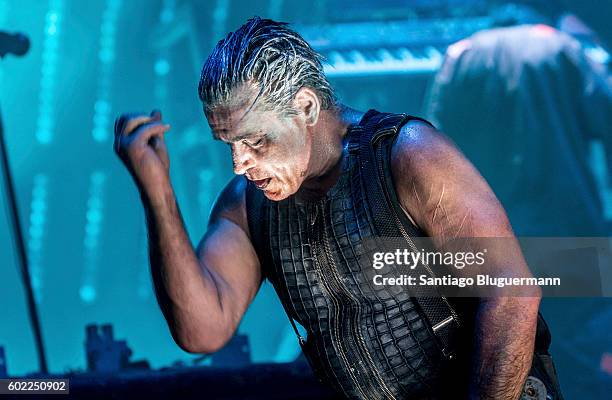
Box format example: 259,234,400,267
144,175,261,354
391,120,541,399
114,112,261,354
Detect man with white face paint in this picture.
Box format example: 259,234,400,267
114,17,560,400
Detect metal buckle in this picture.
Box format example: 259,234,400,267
432,316,454,333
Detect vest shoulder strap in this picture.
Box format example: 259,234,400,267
357,109,461,360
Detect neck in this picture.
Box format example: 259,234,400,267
297,104,364,199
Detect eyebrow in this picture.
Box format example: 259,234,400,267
213,131,261,143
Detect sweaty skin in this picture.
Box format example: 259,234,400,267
115,85,540,399
206,83,348,201
391,121,540,399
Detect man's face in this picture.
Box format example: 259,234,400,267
207,88,312,201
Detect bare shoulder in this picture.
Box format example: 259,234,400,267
208,175,250,237
390,119,471,195
389,119,512,238
390,119,459,171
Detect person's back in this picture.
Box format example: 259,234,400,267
426,24,612,236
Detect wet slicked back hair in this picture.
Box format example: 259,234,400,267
198,17,335,116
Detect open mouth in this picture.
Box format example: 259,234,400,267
252,177,271,189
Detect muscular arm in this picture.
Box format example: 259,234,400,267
144,175,261,354
114,111,261,354
391,120,541,399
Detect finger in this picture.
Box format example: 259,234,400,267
131,121,171,143
115,112,149,136
124,115,157,136
113,119,128,154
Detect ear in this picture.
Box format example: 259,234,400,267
293,87,321,126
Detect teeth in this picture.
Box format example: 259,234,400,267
255,178,270,189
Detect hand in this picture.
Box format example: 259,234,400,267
114,110,172,189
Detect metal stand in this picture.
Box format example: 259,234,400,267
0,104,48,374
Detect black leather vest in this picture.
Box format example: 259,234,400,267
246,110,468,399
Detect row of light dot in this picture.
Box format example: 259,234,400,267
79,0,122,303
26,0,62,304
35,0,63,144
79,171,106,303
27,174,48,304
91,0,122,142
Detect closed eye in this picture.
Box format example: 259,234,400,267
244,136,265,147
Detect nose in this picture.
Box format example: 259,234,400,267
231,143,255,175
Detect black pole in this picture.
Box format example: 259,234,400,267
0,107,48,374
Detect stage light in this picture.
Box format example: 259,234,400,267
27,173,49,304
79,285,97,303
154,58,170,76
81,171,106,304
35,0,63,144
91,0,122,143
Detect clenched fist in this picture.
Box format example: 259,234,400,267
114,110,172,190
